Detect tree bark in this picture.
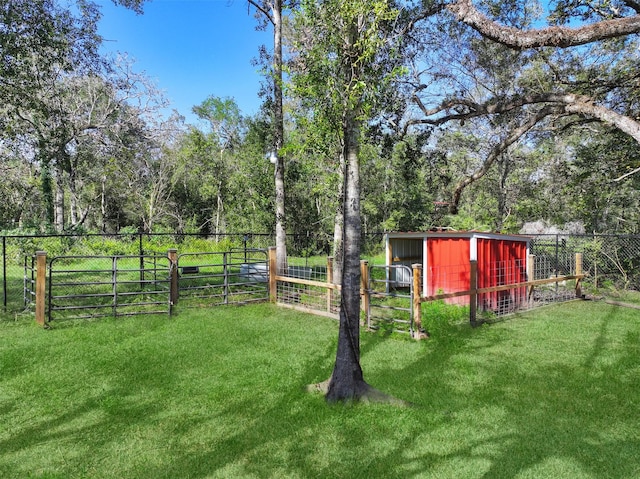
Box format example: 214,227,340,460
54,169,65,232
101,174,107,233
215,184,224,239
41,161,55,228
332,151,345,285
69,165,79,227
247,0,287,272
447,0,640,49
326,108,366,402
272,0,288,275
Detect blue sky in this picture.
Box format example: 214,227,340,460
96,0,268,125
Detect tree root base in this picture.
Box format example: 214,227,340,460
306,379,413,407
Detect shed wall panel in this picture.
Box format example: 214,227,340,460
477,238,528,311
426,238,470,304
386,232,530,311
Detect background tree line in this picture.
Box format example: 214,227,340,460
1,0,639,249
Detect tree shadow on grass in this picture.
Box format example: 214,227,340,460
112,320,479,478
2,303,639,478
124,348,423,478
373,303,640,478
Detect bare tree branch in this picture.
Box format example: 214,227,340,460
248,0,274,24
447,0,640,49
613,164,640,181
449,106,558,213
407,92,640,146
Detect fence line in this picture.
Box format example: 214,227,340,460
34,252,173,323
2,233,275,313
24,244,588,331
2,234,640,331
272,251,586,338
30,248,271,326
367,264,415,334
173,249,269,307
270,247,341,319
4,232,640,314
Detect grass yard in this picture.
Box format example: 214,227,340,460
603,289,640,306
1,301,639,478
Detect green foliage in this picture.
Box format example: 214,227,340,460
169,100,277,236
422,300,470,334
292,0,401,118
2,0,640,250
361,135,445,232
192,95,246,148
563,132,640,233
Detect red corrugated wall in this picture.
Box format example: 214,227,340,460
426,237,470,304
476,238,528,312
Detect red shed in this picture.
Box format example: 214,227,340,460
385,231,531,311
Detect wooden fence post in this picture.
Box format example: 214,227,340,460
35,251,47,327
470,260,478,327
268,247,277,303
360,260,369,326
168,249,179,307
412,263,426,339
575,252,583,298
327,256,334,313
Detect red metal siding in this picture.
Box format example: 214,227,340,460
387,232,530,311
426,237,470,304
476,238,528,312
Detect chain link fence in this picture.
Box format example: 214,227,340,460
3,232,638,318
529,234,640,291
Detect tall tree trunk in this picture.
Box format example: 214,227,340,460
54,169,65,232
495,153,511,230
332,151,345,285
326,109,367,402
215,179,224,240
69,167,78,227
248,0,288,272
41,161,55,228
273,0,288,275
101,174,107,233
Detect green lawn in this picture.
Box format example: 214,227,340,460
604,289,640,306
1,301,639,478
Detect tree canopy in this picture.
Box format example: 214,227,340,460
3,0,638,237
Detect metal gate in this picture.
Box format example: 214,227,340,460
47,254,172,322
367,264,414,334
176,248,269,306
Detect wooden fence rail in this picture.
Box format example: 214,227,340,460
413,253,583,329
33,247,585,335
268,248,586,339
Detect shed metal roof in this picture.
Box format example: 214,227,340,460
385,231,531,243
